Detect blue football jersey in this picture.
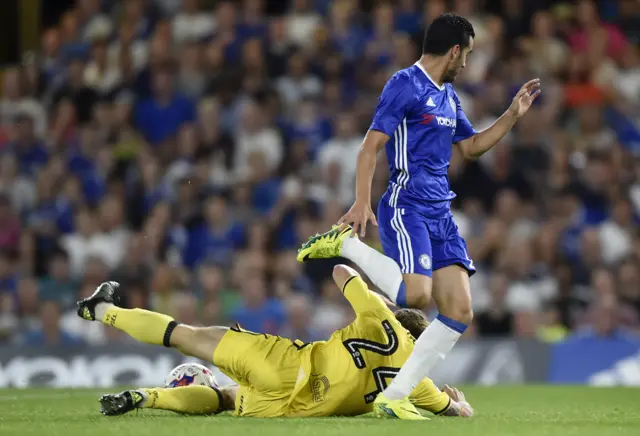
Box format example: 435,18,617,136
370,62,476,218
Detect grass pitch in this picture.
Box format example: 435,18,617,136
1,386,638,436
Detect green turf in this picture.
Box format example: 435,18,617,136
1,387,638,436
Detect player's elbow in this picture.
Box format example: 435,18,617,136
362,130,388,154
358,142,379,161
456,136,486,160
457,142,479,161
333,265,360,289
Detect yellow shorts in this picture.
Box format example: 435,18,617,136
213,326,306,417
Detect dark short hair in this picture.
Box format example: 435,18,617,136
395,309,430,339
423,13,475,55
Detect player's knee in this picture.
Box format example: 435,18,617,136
440,303,473,325
456,307,474,325
403,279,432,309
172,325,225,361
405,290,431,309
332,264,359,289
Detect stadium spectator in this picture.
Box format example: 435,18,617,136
230,274,286,335
135,65,196,146
172,0,215,46
0,68,48,140
0,0,637,348
39,249,77,309
22,300,83,346
280,293,324,342
475,271,514,337
0,196,21,251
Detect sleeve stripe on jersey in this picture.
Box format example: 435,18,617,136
433,397,452,416
341,275,358,294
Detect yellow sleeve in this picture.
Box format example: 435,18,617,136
410,378,451,415
342,276,389,314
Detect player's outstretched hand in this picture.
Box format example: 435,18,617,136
338,201,378,238
509,78,541,118
443,385,474,417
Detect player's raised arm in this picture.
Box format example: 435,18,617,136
332,264,389,314
338,130,386,237
339,74,414,237
455,78,541,159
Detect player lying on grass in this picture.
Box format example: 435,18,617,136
99,372,469,419
78,265,473,419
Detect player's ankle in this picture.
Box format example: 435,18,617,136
339,234,360,258
381,387,407,401
135,389,151,408
94,302,114,322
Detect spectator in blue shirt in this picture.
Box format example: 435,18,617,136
28,169,74,239
395,0,421,35
8,114,49,176
0,251,18,298
39,250,77,310
183,195,245,269
135,65,195,146
279,293,324,342
231,275,286,335
22,300,84,347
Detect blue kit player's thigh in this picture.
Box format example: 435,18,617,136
377,201,433,277
427,216,476,276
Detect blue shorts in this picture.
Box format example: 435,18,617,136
377,201,476,277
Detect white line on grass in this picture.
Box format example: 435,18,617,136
0,392,100,402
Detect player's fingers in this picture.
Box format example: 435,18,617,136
370,213,378,227
337,222,350,232
516,86,531,100
443,385,456,399
351,220,360,237
531,89,542,100
359,217,368,238
518,80,539,97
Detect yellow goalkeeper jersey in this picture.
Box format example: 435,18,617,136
287,276,450,417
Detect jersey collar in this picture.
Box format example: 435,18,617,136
414,61,445,92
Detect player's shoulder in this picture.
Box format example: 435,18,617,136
386,65,421,90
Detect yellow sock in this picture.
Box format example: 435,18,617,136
102,306,174,346
141,386,223,414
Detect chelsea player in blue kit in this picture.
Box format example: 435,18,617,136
297,14,540,419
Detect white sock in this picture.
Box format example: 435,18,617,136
94,302,114,321
135,389,149,407
341,236,404,303
383,317,464,400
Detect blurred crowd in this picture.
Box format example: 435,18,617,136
0,0,639,347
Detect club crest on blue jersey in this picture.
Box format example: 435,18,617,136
419,254,432,270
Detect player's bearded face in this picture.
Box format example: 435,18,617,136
443,42,472,83
442,53,464,83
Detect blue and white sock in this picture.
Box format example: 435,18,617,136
383,314,467,400
341,236,407,306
